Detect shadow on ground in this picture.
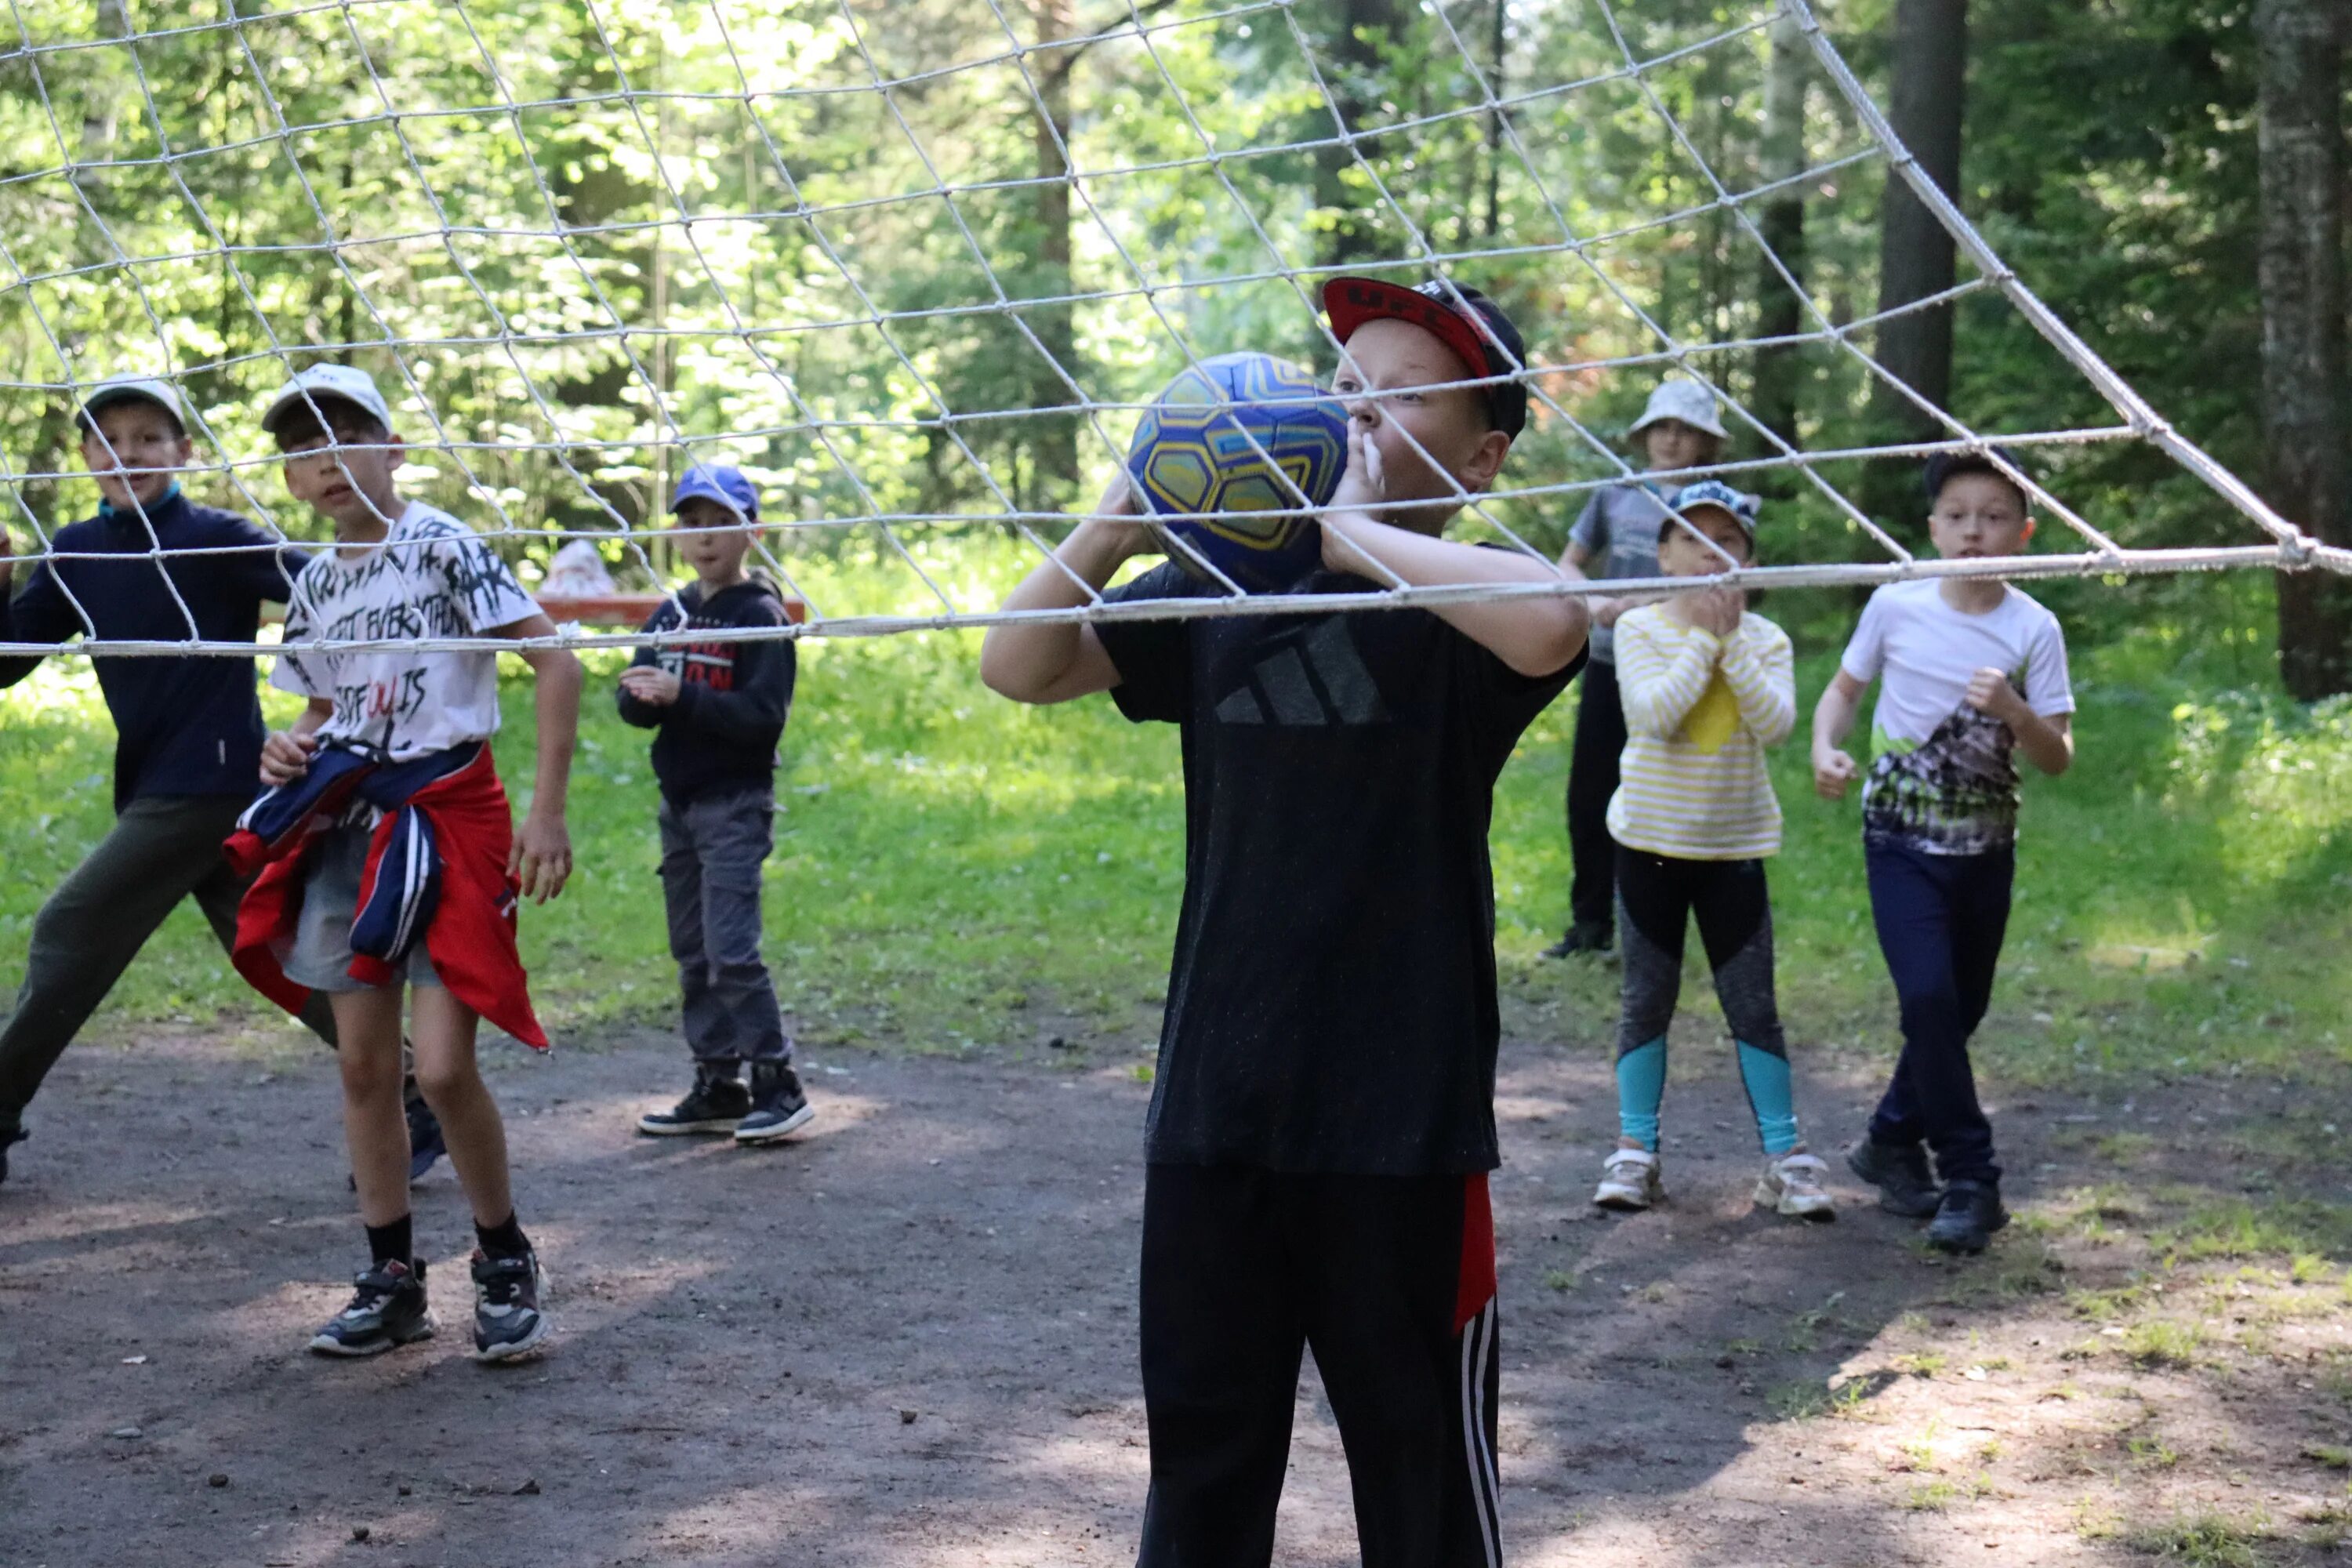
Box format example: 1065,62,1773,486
4,1002,2350,1567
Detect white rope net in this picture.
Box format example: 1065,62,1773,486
0,0,2337,658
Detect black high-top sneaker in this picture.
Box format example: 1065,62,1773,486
735,1062,815,1145
1846,1137,1943,1218
1926,1180,2009,1254
309,1259,434,1357
636,1065,752,1135
470,1248,551,1363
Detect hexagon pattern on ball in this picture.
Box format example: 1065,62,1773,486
1126,352,1349,593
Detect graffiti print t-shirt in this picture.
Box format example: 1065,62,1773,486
1094,561,1582,1175
1838,579,2073,856
274,501,539,759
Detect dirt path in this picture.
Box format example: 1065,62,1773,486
4,1018,2348,1566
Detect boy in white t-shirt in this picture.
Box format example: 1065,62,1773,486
249,365,582,1360
1811,449,2074,1254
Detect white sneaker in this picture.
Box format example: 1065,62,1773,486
1593,1147,1662,1211
1755,1151,1836,1221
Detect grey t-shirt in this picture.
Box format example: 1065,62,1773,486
1568,479,1674,662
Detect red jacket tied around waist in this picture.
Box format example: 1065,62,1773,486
224,741,549,1051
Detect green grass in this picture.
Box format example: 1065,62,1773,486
2,540,2349,1075
2122,1512,2278,1566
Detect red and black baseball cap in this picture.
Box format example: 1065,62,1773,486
1323,275,1530,438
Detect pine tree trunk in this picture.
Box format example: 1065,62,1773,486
1868,0,1967,434
1027,0,1080,489
1312,0,1406,267
2257,0,2350,699
1751,10,1809,449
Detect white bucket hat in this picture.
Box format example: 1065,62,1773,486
1628,378,1728,441
260,363,395,438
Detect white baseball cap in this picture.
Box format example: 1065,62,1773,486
1628,378,1728,441
260,363,394,439
78,374,188,435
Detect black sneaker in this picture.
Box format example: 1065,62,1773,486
637,1069,751,1136
405,1089,448,1181
1926,1180,2008,1254
1846,1138,1943,1218
1541,923,1613,959
470,1248,551,1363
309,1259,434,1357
735,1063,815,1145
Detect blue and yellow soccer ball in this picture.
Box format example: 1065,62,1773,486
1126,352,1349,593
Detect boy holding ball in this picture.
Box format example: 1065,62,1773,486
982,278,1586,1566
1813,449,2074,1254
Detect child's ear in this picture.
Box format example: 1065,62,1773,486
2019,516,2035,547
1461,430,1511,493
386,432,406,474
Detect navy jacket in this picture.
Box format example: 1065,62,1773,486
0,489,307,809
615,575,795,804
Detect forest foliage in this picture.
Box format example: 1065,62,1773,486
0,0,2325,652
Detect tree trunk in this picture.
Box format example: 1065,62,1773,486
1311,0,1406,267
1751,9,1809,449
2258,0,2350,699
1027,0,1080,490
1479,0,1506,241
1868,0,1967,432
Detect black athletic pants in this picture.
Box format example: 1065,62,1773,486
1138,1164,1503,1568
1564,660,1625,935
1864,840,2013,1185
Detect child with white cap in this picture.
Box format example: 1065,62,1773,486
1548,378,1728,957
237,363,581,1363
0,372,393,1188
1586,480,1832,1221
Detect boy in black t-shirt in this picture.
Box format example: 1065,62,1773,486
982,278,1587,1566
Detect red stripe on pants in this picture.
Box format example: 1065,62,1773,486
1452,1172,1496,1337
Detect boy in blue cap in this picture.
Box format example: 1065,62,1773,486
0,374,441,1189
621,465,809,1144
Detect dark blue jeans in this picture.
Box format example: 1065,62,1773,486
1863,839,2013,1186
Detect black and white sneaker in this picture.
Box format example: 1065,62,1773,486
470,1248,551,1363
735,1063,815,1145
309,1259,434,1357
637,1069,751,1136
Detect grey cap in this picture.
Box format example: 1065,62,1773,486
78,374,188,436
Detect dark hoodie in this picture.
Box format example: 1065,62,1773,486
616,574,795,804
0,488,308,810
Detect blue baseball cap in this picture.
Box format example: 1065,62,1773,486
670,463,759,521
1668,478,1760,538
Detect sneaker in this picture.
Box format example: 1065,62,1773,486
1755,1152,1837,1221
1541,923,1613,959
1846,1138,1942,1218
735,1063,815,1145
637,1069,752,1136
470,1248,551,1363
1926,1180,2008,1254
405,1089,448,1182
1592,1147,1662,1211
309,1259,434,1357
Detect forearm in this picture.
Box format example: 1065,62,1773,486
2010,710,2074,775
526,650,582,818
1324,513,1587,677
1617,633,1718,736
1720,638,1796,746
1812,683,1860,757
979,519,1142,701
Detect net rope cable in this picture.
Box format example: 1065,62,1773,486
0,0,2344,659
